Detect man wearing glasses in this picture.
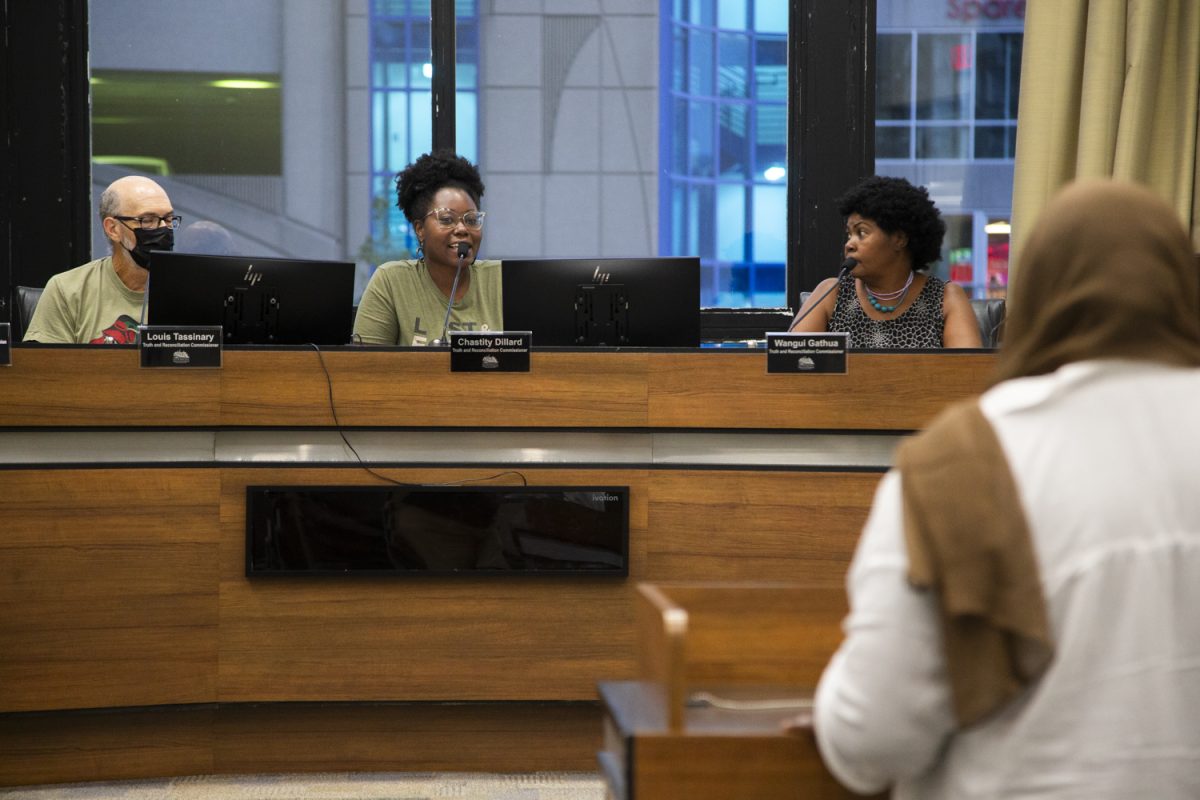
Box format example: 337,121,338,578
23,175,180,344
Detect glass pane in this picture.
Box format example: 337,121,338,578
875,125,910,159
718,33,749,98
672,26,686,92
754,39,787,101
876,33,911,120
876,0,1022,300
671,97,690,174
386,91,408,173
755,104,785,174
689,100,715,176
455,92,477,163
974,125,1006,159
716,183,746,262
687,0,714,27
409,91,432,164
688,28,715,95
691,183,715,259
916,125,968,159
976,32,1022,120
753,0,787,34
718,0,747,31
916,33,969,120
719,104,749,178
751,184,785,263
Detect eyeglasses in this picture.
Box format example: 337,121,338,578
423,208,485,230
114,214,183,230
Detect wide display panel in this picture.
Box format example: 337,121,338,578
247,485,629,576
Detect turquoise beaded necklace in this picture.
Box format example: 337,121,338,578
864,270,914,313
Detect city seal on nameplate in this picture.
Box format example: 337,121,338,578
138,325,223,368
765,332,848,374
449,330,531,372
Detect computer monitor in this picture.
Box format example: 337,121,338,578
501,256,701,347
146,251,355,345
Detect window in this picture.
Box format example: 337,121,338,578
875,1,1024,299
367,0,479,266
660,0,789,308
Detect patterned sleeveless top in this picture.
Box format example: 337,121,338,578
828,273,945,349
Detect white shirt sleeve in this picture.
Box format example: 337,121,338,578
813,470,958,794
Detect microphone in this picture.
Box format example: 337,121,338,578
787,257,857,332
431,242,471,347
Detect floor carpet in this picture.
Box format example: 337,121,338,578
0,772,607,800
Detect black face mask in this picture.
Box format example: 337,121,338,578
126,226,174,268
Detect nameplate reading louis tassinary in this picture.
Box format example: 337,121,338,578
766,332,848,375
138,325,223,368
449,330,531,373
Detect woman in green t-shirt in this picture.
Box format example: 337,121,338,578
353,152,502,346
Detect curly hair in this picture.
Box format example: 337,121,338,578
837,176,945,269
395,150,485,224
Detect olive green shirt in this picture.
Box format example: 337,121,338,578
353,258,503,346
23,256,145,344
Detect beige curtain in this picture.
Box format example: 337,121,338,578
1010,0,1200,280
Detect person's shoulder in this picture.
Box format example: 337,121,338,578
54,256,111,280
473,259,502,273
45,256,112,294
375,258,420,273
939,277,972,303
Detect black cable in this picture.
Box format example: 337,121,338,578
308,343,528,487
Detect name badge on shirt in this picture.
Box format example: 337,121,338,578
766,332,848,374
138,325,223,368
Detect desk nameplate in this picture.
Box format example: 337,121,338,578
766,332,848,374
139,325,223,368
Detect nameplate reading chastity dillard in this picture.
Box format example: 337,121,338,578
138,325,223,368
449,330,531,372
0,323,11,367
766,332,848,374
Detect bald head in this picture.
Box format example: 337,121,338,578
99,175,172,222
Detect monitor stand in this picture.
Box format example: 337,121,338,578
223,285,280,344
573,283,629,346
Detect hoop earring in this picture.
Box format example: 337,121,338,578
415,240,424,259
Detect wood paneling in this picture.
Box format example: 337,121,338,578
645,471,881,584
0,465,872,712
0,348,221,427
648,351,994,430
213,703,600,773
0,469,220,712
217,350,652,428
216,467,644,704
0,349,992,429
0,705,215,786
0,702,599,786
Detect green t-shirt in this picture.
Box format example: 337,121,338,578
353,258,503,346
23,256,145,344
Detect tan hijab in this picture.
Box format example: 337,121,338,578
998,179,1200,381
898,180,1200,727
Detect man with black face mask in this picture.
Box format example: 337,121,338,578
23,175,178,344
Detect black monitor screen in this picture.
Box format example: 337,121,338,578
146,251,355,345
501,256,700,347
246,485,629,576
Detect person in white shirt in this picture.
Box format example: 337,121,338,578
809,179,1200,799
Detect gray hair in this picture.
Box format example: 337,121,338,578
98,186,122,221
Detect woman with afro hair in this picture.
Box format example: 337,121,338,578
354,151,501,345
789,176,981,348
